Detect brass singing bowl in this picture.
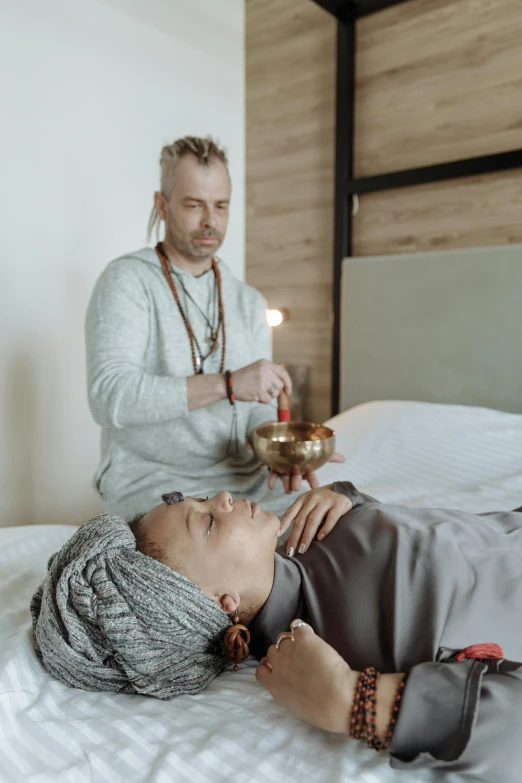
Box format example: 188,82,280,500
252,422,336,474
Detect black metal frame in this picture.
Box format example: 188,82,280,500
312,0,522,415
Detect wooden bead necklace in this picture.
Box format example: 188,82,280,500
156,242,226,375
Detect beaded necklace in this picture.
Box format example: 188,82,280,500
170,265,220,346
156,242,226,375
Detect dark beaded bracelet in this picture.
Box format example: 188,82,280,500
379,674,407,751
225,369,235,404
349,668,378,742
349,668,408,752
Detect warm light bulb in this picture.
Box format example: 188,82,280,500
267,309,284,327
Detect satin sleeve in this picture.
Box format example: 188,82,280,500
389,651,522,783
332,481,379,507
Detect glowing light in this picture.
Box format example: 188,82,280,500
267,309,284,327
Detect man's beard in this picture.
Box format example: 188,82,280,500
168,227,224,260
188,231,223,258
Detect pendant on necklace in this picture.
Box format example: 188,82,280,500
206,330,217,344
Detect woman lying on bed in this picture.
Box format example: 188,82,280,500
32,483,522,783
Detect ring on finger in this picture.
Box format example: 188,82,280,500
267,383,278,398
275,632,294,650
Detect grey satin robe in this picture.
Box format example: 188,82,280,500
250,481,522,782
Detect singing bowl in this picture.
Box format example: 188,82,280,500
252,422,336,474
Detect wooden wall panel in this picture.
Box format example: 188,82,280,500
355,0,522,177
247,0,522,420
353,169,522,256
246,0,336,422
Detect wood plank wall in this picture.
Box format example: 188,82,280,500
246,0,522,419
353,0,522,256
355,0,522,176
246,0,336,423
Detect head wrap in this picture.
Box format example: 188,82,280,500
30,514,231,698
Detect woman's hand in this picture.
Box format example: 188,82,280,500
278,485,352,556
256,621,357,734
256,621,406,741
267,452,345,495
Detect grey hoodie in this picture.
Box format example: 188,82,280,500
85,247,280,519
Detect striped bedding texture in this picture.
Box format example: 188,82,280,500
2,401,522,783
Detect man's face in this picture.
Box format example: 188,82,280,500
159,154,231,261
139,492,279,614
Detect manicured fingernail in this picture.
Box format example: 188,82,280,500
318,533,324,540
286,546,295,558
298,543,306,554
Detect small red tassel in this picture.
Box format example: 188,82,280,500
455,643,504,662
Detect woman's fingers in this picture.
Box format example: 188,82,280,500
255,659,271,687
267,632,293,663
275,630,294,646
256,626,308,688
294,502,331,553
329,452,345,463
281,488,354,553
285,497,320,555
318,506,345,540
290,619,314,637
278,496,305,536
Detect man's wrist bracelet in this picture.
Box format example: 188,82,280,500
225,370,235,405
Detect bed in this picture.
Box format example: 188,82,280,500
3,242,522,781
3,398,522,783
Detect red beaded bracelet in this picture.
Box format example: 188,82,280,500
225,369,235,405
349,668,407,751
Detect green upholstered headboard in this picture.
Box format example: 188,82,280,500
340,244,522,414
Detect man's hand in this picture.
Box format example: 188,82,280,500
267,452,345,495
256,621,357,734
233,360,292,404
278,485,352,555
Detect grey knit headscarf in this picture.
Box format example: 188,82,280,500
30,514,231,698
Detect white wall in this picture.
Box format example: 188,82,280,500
0,0,245,526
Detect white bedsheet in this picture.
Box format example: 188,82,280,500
2,401,522,783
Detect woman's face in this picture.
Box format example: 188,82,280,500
139,492,280,615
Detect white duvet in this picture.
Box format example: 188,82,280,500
2,401,522,783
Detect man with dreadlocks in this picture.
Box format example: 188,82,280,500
85,135,342,520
